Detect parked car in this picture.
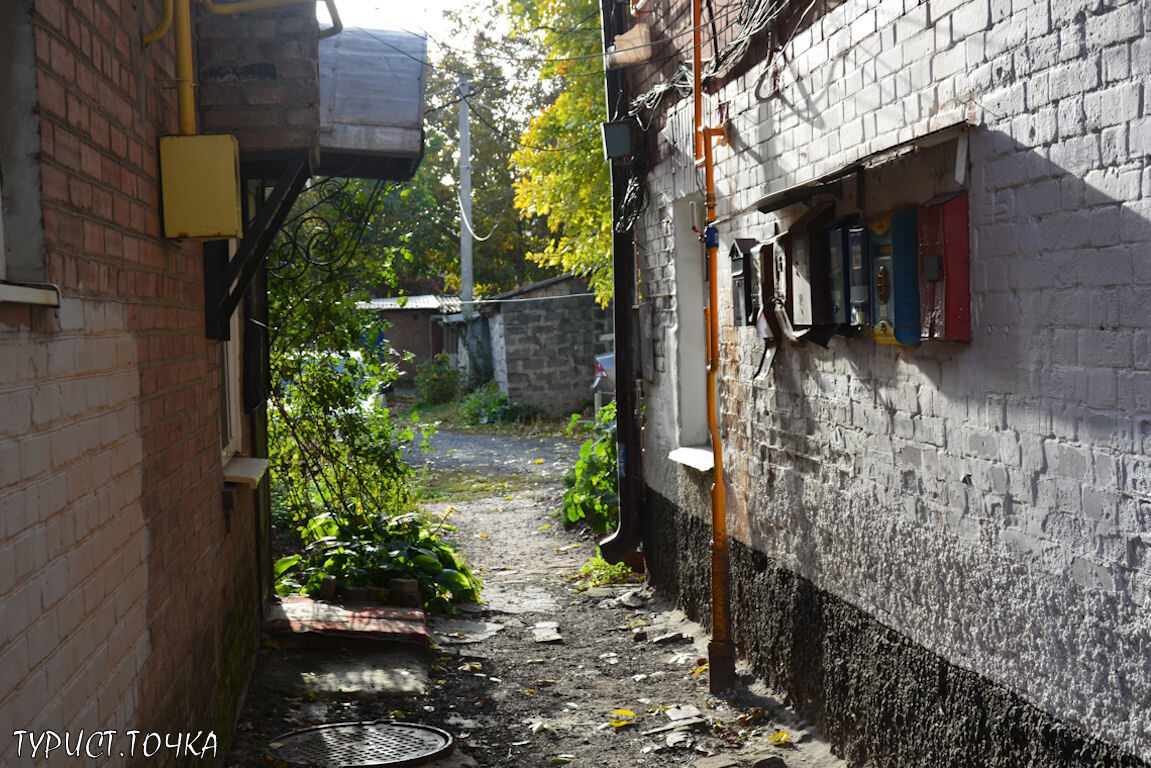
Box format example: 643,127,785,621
592,352,615,399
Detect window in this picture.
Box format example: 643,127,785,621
0,9,48,288
220,243,244,460
673,194,708,447
0,169,6,282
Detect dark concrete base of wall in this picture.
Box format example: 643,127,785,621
641,489,1148,768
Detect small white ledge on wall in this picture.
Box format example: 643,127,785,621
0,282,61,306
223,456,269,488
668,445,715,472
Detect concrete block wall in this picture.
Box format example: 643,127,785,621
0,0,262,762
494,279,612,415
635,0,1151,762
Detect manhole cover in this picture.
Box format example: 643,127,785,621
267,720,454,767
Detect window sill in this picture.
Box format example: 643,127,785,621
223,456,269,488
0,282,60,307
668,445,714,472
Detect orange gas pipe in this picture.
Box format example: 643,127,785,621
693,0,735,694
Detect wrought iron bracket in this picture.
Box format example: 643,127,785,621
205,156,310,339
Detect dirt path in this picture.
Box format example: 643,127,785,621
228,429,846,768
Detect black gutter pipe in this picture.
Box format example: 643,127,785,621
598,0,644,567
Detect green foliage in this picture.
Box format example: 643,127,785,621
414,353,461,405
561,401,618,534
459,381,536,425
575,549,638,590
508,0,613,302
273,510,481,613
267,178,476,612
363,7,561,296
564,412,594,436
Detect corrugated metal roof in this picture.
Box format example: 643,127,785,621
316,28,426,180
357,295,461,313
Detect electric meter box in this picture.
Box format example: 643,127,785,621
729,238,758,327
788,227,833,326
847,222,870,327
918,191,970,341
826,217,862,328
159,134,242,240
868,206,920,347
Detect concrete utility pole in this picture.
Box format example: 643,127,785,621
458,72,473,318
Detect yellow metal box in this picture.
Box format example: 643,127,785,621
159,134,242,239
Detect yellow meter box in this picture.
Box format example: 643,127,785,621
159,134,242,239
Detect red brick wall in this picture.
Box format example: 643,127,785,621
373,310,440,379
0,0,266,759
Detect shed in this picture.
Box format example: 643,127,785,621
359,295,461,379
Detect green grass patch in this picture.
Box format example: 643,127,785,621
414,466,547,502
571,551,641,591
396,393,583,439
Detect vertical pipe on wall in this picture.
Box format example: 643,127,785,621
174,0,197,135
693,0,735,693
598,0,643,567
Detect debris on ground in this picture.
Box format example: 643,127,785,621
226,428,847,768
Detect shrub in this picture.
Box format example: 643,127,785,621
415,353,460,404
459,381,536,425
560,401,618,534
274,509,480,613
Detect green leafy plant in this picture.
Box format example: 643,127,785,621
574,550,638,590
459,381,536,425
267,179,476,613
564,412,594,437
560,401,618,534
414,353,460,405
274,509,480,613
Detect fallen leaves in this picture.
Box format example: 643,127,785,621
608,709,638,728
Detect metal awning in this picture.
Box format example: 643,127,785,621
743,121,972,217
316,28,427,180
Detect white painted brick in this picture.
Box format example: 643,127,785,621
1101,43,1132,83
990,0,1012,25
987,12,1027,56
1100,124,1128,166
1024,0,1052,37
1019,32,1060,76
1057,22,1088,63
1048,132,1100,172
1086,3,1144,49
952,0,992,37
1098,81,1143,128
934,42,968,79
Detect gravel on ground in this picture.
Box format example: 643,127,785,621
226,428,846,768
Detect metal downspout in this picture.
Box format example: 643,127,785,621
693,0,735,694
598,0,644,568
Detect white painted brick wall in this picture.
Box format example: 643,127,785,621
0,298,149,759
640,0,1151,759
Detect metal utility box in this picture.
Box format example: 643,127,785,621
847,222,870,328
918,191,970,341
788,225,833,327
159,134,242,239
826,219,851,326
729,238,758,327
868,206,920,347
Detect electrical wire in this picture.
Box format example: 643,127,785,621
458,189,500,242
